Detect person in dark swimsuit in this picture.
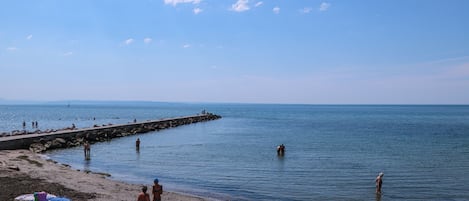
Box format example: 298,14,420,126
277,144,285,155
136,138,141,149
152,178,163,201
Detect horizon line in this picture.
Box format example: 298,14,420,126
0,99,468,106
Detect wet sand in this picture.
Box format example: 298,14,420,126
0,150,209,201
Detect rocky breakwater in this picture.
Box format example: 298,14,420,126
0,113,221,152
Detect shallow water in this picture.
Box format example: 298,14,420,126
2,104,469,200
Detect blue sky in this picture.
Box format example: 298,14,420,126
1,0,469,104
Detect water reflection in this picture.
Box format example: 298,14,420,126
375,193,382,201
84,158,91,171
136,147,140,160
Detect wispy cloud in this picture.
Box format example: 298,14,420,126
6,47,18,51
273,6,280,14
124,38,134,45
164,0,201,6
26,34,33,40
319,2,331,11
255,1,263,7
231,0,249,12
193,8,203,14
144,37,153,44
300,7,312,14
183,44,191,48
63,52,73,56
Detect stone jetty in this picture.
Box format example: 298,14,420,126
0,113,221,152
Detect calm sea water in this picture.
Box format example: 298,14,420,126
1,104,469,200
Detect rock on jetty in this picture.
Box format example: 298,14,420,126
0,113,221,152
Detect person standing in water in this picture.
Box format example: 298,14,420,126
136,138,141,149
375,172,384,194
84,141,91,160
277,144,285,155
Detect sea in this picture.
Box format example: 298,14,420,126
1,103,469,201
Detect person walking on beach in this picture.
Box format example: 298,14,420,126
84,141,91,160
22,121,26,129
152,178,163,201
375,172,384,194
137,186,151,201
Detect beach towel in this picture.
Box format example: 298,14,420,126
14,193,58,201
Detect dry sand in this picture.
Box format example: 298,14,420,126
0,149,210,201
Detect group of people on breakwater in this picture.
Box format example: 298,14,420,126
0,123,80,138
0,119,118,138
22,121,39,129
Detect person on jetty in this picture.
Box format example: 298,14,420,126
137,186,151,201
22,121,26,129
136,138,141,149
277,144,285,155
84,141,91,160
375,172,384,194
152,178,163,201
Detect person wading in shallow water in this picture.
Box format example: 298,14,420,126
136,138,141,149
277,144,285,155
152,178,163,201
375,172,384,194
84,141,91,160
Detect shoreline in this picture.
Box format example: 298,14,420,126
0,149,214,201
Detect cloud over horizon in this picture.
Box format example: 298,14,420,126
6,47,18,51
319,2,331,11
63,52,73,56
231,0,249,12
193,8,203,14
164,0,201,6
144,38,153,44
301,7,312,14
273,6,280,14
124,38,134,45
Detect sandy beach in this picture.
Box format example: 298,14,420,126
0,149,209,201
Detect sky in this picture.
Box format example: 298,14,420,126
1,0,469,104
